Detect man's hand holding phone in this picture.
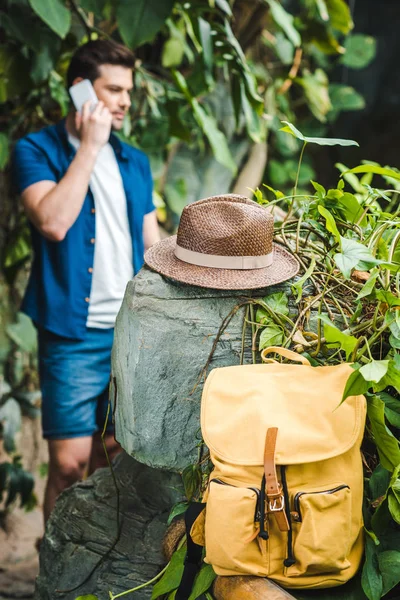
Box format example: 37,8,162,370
76,100,112,153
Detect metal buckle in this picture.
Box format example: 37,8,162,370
269,495,285,512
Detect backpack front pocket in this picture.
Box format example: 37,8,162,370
204,479,268,576
287,484,352,577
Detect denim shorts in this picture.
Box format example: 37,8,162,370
38,327,114,440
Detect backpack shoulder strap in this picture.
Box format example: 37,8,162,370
175,501,206,600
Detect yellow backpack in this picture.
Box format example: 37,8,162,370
186,347,367,593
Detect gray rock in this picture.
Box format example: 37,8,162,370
111,267,291,472
34,452,183,600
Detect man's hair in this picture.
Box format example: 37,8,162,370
67,39,135,88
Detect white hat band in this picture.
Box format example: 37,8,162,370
174,244,273,270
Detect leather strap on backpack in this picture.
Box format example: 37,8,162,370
264,427,290,532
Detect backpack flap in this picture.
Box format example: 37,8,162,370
201,362,365,466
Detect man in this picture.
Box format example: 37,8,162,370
13,39,160,522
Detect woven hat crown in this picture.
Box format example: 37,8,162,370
176,195,274,257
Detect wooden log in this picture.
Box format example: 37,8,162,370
214,575,297,600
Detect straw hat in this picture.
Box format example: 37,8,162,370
144,194,299,290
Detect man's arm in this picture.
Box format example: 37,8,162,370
143,210,161,250
21,101,112,242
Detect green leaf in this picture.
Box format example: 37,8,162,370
292,257,316,303
373,360,400,394
266,0,301,47
6,313,38,354
151,547,186,599
318,315,357,360
342,366,369,403
172,71,236,173
167,501,189,526
388,488,400,524
344,164,400,181
296,68,331,122
367,395,400,471
261,292,289,316
334,237,377,279
28,0,71,39
0,133,9,169
328,84,365,115
162,38,185,68
75,596,99,600
369,464,391,502
263,184,284,200
378,550,400,596
240,80,264,143
280,121,359,147
0,398,22,453
379,392,400,429
215,0,232,16
117,0,175,49
318,206,340,243
361,536,382,600
311,180,326,198
182,465,202,501
198,17,213,82
341,34,377,69
359,361,389,384
356,269,379,300
188,564,216,600
259,324,284,350
325,0,353,34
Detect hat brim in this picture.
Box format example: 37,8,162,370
144,236,300,290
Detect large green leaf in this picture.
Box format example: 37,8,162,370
342,366,369,403
359,361,389,384
356,269,379,301
173,71,236,173
318,315,357,360
378,550,400,596
151,546,186,599
334,237,377,279
259,324,284,350
261,292,289,316
266,0,301,47
240,80,264,143
75,596,99,600
296,68,331,122
344,164,400,182
361,536,382,600
367,395,400,472
28,0,71,39
341,34,377,69
318,206,340,243
373,360,400,394
280,121,359,147
325,0,353,34
117,0,175,49
188,564,216,600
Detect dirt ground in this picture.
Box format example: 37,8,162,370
0,417,47,600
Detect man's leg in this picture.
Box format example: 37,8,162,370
88,431,121,474
44,436,92,523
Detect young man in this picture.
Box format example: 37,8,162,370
13,40,160,522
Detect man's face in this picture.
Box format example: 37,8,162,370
91,64,133,130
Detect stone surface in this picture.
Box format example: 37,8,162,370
112,267,291,472
34,452,182,600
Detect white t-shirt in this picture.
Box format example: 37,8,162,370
69,135,134,328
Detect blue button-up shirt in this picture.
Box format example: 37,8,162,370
12,120,154,340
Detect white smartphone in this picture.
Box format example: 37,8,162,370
69,79,98,113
